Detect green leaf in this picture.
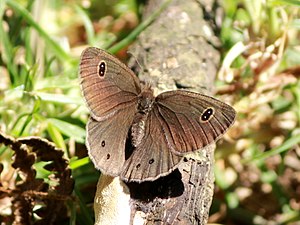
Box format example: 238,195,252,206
34,161,53,179
69,156,90,170
270,0,300,6
271,96,292,113
74,5,96,46
226,192,239,209
6,0,73,63
74,186,94,225
0,0,18,84
36,92,84,105
47,118,85,143
243,134,300,163
47,122,67,151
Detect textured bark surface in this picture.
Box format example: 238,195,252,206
129,0,220,95
94,0,221,224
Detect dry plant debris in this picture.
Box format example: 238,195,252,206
0,132,74,225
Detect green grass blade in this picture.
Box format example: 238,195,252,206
47,122,67,152
74,185,94,225
6,0,72,63
35,92,84,105
270,0,300,6
69,157,90,170
292,81,300,122
243,134,300,163
47,118,85,143
0,0,18,84
74,5,95,45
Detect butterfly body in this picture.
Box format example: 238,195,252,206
79,47,236,182
131,85,156,147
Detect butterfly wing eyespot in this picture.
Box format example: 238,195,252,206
106,154,110,159
101,140,105,147
98,60,107,77
149,158,154,164
200,107,215,123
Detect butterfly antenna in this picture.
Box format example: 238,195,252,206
127,51,144,72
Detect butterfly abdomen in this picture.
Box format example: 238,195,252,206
131,113,146,147
131,86,155,147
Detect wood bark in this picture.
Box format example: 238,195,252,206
94,0,221,224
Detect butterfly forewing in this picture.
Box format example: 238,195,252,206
156,90,236,155
79,47,141,121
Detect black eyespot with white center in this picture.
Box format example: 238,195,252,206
98,61,106,77
101,140,105,147
136,163,141,169
149,159,154,164
200,107,214,122
106,154,110,160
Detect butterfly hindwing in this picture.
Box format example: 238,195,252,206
86,105,137,176
121,105,182,182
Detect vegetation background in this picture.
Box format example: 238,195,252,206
0,0,299,224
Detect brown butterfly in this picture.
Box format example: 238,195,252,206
79,47,236,182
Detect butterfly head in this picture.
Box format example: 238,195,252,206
138,85,155,113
